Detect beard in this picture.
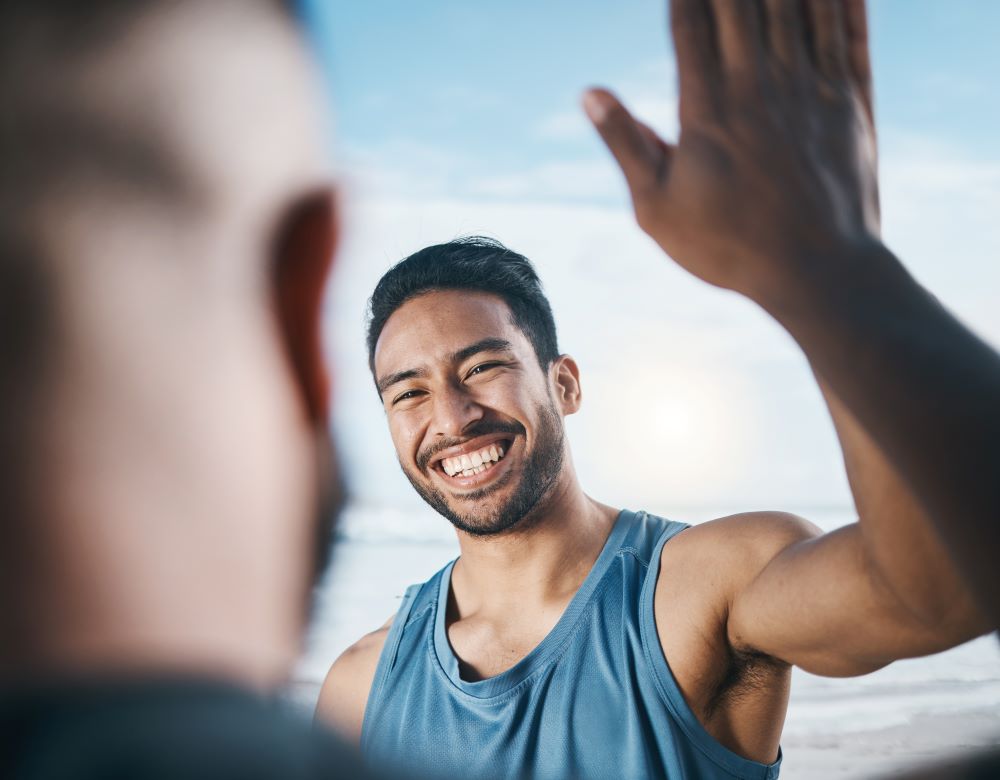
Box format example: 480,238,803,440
400,401,565,537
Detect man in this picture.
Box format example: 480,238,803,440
0,1,379,777
317,1,996,778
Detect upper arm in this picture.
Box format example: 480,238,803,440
314,617,392,745
726,513,966,676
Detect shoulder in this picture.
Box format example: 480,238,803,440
655,510,821,631
652,511,821,677
659,510,820,591
651,512,817,755
314,617,393,746
7,680,379,779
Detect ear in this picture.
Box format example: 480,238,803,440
550,355,582,416
272,188,339,425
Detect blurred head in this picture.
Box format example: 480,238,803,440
368,239,581,536
0,0,340,684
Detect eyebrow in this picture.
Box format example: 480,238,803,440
376,367,428,396
450,337,514,365
375,337,514,397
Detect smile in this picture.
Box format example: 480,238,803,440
427,432,517,487
441,443,506,478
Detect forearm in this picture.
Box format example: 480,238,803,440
816,375,986,636
761,241,1000,626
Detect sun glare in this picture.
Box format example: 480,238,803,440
579,359,755,508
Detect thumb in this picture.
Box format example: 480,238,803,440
583,88,671,195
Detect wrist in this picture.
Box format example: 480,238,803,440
745,239,906,324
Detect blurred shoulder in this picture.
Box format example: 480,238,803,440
1,678,379,779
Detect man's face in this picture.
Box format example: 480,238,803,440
373,290,567,536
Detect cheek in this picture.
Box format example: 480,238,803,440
388,415,423,463
484,375,539,410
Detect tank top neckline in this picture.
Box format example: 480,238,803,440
431,508,637,700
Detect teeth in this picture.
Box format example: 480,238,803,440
440,442,508,478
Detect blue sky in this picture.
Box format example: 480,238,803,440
298,1,1000,531
305,0,1000,192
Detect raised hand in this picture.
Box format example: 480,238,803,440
586,0,1000,632
584,0,881,303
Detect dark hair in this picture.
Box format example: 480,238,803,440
366,236,559,373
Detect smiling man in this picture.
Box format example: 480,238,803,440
368,246,572,543
316,1,999,778
317,240,986,778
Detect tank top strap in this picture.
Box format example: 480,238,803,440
617,509,690,567
360,567,448,752
637,515,782,779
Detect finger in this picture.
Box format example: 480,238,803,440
764,0,810,73
710,0,767,76
670,0,721,117
806,0,850,82
844,0,875,122
634,119,676,173
583,88,673,195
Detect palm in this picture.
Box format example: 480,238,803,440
587,0,882,301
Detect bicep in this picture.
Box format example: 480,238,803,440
728,523,956,676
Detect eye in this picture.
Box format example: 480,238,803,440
391,389,425,406
466,361,503,379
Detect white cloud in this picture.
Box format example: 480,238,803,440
338,59,681,209
339,137,630,207
337,139,469,200
467,159,625,202
535,108,593,142
879,130,1000,343
535,58,680,144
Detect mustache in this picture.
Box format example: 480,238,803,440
416,418,525,472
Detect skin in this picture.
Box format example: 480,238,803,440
317,0,995,764
0,1,340,691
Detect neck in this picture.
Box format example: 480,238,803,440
0,514,306,692
450,466,619,613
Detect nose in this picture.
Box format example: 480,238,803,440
431,382,484,438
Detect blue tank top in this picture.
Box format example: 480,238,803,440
361,510,782,779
